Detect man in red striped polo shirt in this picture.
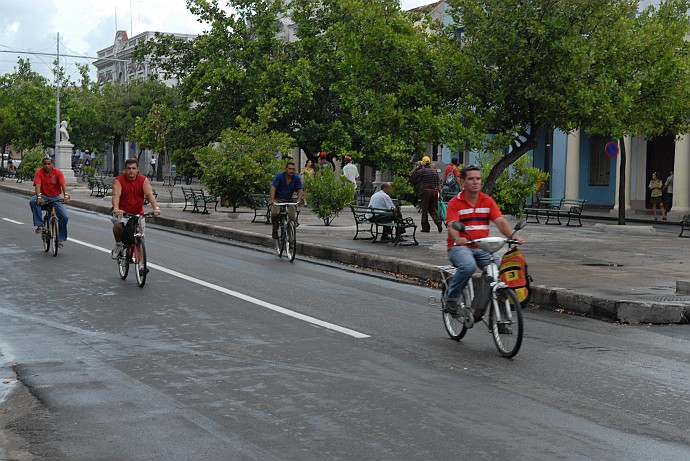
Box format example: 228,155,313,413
444,165,524,315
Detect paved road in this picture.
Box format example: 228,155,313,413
0,195,689,460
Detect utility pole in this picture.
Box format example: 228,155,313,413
55,32,61,148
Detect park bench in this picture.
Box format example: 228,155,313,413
248,193,271,224
181,186,195,212
162,174,184,186
680,214,690,238
524,198,587,227
94,177,112,197
188,188,218,214
356,185,376,205
86,176,111,197
350,204,418,245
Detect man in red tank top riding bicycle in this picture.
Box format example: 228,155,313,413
110,158,161,258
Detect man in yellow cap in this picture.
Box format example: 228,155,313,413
410,155,443,233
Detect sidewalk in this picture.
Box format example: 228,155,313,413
3,177,689,324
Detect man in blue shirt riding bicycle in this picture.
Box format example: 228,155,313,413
270,162,303,240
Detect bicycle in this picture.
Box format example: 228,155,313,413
39,198,62,257
273,202,299,262
116,212,153,287
430,221,526,358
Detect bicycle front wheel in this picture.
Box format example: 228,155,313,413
276,224,285,257
134,239,147,287
118,246,130,280
51,216,59,257
42,216,50,253
490,288,523,358
285,221,296,262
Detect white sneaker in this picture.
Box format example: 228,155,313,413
111,242,124,259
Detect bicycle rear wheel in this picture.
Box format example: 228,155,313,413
285,221,296,262
42,215,50,253
51,216,59,257
118,246,130,279
134,239,147,287
490,288,523,358
441,285,471,341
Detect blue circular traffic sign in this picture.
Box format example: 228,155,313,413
605,141,619,158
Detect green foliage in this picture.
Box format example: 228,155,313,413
0,58,54,149
17,144,46,179
303,167,356,226
170,147,202,180
83,165,97,178
391,175,413,200
477,151,548,218
195,108,292,211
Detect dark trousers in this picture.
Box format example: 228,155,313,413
420,189,442,231
666,193,673,212
371,210,406,238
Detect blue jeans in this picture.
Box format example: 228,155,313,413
30,195,69,242
446,245,490,302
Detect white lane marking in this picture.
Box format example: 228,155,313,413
68,238,370,339
2,218,23,225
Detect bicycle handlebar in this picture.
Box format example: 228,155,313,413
122,212,155,218
273,202,300,207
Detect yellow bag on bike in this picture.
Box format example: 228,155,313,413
499,247,532,304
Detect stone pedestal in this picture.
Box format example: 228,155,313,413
55,141,77,184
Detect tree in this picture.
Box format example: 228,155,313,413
0,58,54,151
59,65,109,153
287,0,446,171
100,80,180,174
304,167,355,226
194,106,292,212
579,0,690,224
444,0,674,194
132,103,173,181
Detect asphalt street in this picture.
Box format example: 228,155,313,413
0,189,689,460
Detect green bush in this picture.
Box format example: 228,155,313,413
391,175,414,201
17,144,46,180
195,114,292,212
304,167,356,226
478,151,548,218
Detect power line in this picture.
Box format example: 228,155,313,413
0,49,134,63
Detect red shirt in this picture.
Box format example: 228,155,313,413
33,167,66,196
115,173,147,215
444,165,460,179
446,190,502,249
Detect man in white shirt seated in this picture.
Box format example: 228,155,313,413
366,183,406,242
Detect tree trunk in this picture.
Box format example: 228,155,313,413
482,130,539,195
113,136,122,175
617,138,626,225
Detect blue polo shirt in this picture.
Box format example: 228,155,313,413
272,171,303,200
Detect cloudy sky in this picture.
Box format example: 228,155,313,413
0,0,432,82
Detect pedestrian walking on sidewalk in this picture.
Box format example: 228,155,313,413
410,156,443,233
663,170,674,212
649,172,667,221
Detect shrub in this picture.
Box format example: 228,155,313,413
478,151,548,218
304,167,356,226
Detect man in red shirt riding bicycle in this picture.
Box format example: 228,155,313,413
110,158,161,258
445,164,525,314
30,156,71,247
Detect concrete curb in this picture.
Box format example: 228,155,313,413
151,216,690,324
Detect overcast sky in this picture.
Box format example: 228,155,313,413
0,0,432,82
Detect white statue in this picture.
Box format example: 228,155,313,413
59,120,70,142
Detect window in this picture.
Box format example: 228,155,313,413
589,135,612,186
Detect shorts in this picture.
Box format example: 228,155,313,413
650,195,663,205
